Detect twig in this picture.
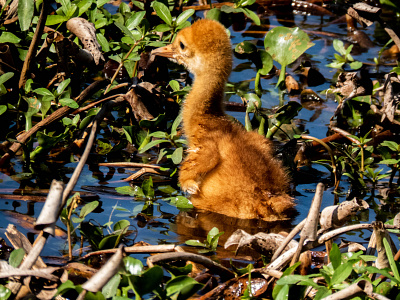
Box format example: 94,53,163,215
301,135,339,190
104,37,144,94
18,0,49,89
122,167,166,181
72,94,124,114
98,162,161,169
147,252,235,281
270,219,306,262
81,244,177,260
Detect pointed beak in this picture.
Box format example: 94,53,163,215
151,44,175,58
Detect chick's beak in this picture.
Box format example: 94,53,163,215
151,44,174,58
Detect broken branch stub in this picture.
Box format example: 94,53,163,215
66,17,105,65
35,180,64,235
319,198,369,234
381,72,400,123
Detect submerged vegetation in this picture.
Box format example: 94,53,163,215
2,0,400,299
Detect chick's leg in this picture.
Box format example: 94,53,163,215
179,142,219,194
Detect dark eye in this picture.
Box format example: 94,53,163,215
180,42,185,50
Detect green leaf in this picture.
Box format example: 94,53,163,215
383,237,400,281
165,275,203,298
130,266,164,296
235,41,257,54
149,131,167,138
9,248,25,267
77,0,93,16
241,8,260,25
102,274,120,298
381,140,399,151
115,22,137,41
124,256,143,275
0,105,7,115
0,285,11,300
349,61,363,70
46,14,69,25
379,159,400,165
256,50,273,75
264,27,314,87
97,0,109,7
153,1,172,26
98,234,120,250
171,147,183,164
59,98,79,108
33,88,55,98
138,139,170,153
154,23,173,32
176,9,195,26
165,196,193,209
333,39,346,56
275,283,289,300
0,72,14,85
206,227,219,245
115,185,144,197
185,240,206,247
275,101,302,124
126,10,146,30
171,111,183,136
205,8,221,21
329,243,341,270
0,32,21,43
142,177,154,199
169,80,180,92
80,200,99,218
327,61,345,69
330,262,353,287
244,93,261,112
56,78,71,96
18,0,34,31
113,219,130,232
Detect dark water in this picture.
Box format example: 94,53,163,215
0,9,398,262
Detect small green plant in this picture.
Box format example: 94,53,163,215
152,1,195,39
185,227,224,254
57,256,203,299
235,41,273,97
379,140,400,186
264,27,314,88
273,243,381,299
135,113,188,176
327,39,363,70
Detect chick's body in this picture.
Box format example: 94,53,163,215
153,19,294,220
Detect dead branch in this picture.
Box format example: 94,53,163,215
291,182,324,266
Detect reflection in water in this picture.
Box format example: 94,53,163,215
173,209,294,260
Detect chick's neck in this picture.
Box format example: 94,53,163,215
182,63,230,141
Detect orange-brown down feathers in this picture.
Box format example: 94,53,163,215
153,19,294,221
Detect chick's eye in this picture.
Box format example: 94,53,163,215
180,42,185,50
